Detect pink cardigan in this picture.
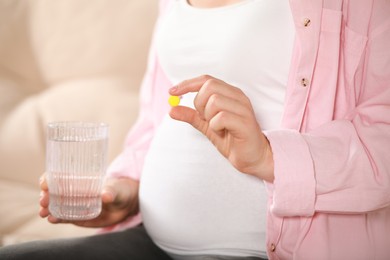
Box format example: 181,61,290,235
104,0,390,259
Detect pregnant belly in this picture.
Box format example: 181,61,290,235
139,115,267,256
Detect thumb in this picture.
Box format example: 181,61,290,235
169,106,207,134
102,185,117,204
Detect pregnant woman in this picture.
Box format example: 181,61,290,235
1,0,390,259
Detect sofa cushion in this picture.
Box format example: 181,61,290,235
0,180,38,237
2,217,96,246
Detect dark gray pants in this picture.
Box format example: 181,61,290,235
0,225,267,260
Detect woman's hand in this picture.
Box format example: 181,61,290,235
169,75,274,182
39,173,139,228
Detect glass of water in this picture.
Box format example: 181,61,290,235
46,121,109,220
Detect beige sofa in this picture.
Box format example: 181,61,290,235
0,0,157,246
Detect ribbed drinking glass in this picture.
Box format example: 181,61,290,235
46,121,109,220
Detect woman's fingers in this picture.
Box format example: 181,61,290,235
203,93,251,123
101,185,116,205
170,75,214,94
47,215,68,224
39,173,48,191
169,75,274,181
39,206,50,218
38,175,139,228
169,105,208,135
194,78,246,118
39,191,49,207
208,110,246,137
170,75,249,119
169,74,253,135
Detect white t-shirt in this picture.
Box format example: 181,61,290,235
139,0,294,258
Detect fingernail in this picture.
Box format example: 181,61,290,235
169,86,178,93
102,188,115,200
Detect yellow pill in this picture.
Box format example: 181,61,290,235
168,95,180,107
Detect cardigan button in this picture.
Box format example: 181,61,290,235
303,18,311,27
270,243,276,252
301,78,309,87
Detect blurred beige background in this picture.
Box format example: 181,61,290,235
0,0,157,246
